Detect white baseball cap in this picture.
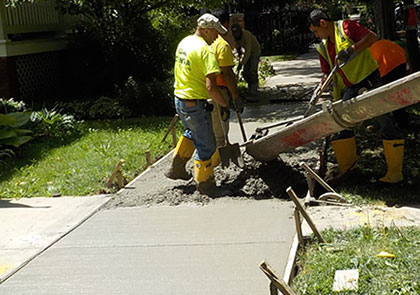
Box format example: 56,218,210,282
197,13,227,34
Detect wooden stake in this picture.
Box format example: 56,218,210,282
145,150,151,167
287,187,324,243
171,127,177,147
259,261,297,295
300,162,336,193
117,171,123,189
106,159,125,188
161,114,178,142
294,208,304,245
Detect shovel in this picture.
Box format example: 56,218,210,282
304,56,349,117
236,111,247,142
218,108,244,168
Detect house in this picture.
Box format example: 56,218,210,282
0,0,77,100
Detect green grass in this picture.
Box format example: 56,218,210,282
292,226,420,294
0,117,180,198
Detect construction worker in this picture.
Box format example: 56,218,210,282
370,39,409,128
165,13,229,195
308,9,403,183
210,9,244,166
231,22,261,96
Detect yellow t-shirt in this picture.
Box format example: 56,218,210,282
211,35,235,87
174,35,220,99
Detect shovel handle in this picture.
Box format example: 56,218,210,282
304,57,346,117
236,111,247,142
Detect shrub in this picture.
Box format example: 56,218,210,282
258,58,276,82
0,98,26,114
0,112,32,162
29,108,77,138
116,76,174,117
56,96,133,120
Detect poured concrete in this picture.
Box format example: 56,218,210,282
0,196,110,283
0,200,296,294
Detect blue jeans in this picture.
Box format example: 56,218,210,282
243,52,260,94
174,97,216,161
338,70,399,140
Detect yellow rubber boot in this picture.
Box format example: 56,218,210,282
165,136,195,180
211,148,221,167
194,159,217,195
331,137,357,175
379,139,404,183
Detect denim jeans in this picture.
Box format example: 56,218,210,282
174,97,216,161
243,53,260,94
338,70,399,140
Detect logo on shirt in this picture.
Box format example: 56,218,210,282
176,49,191,70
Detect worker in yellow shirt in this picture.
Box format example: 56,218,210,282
165,13,228,196
210,9,244,166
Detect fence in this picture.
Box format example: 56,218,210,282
243,8,315,55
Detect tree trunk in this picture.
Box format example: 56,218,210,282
404,0,420,72
373,0,397,40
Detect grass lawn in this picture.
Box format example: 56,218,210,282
0,117,180,198
292,226,420,294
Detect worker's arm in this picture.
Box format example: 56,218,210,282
337,30,378,63
350,30,378,53
239,33,252,65
206,73,228,107
221,66,239,99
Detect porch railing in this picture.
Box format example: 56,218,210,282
0,0,78,39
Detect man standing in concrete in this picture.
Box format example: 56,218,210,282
231,22,261,96
165,13,229,195
210,9,243,166
308,9,403,183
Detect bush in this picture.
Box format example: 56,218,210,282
0,98,26,114
116,76,174,117
56,96,133,120
258,58,276,82
29,108,78,138
0,112,32,162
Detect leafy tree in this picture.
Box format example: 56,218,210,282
55,0,228,94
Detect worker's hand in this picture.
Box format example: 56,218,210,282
220,107,230,121
336,46,354,63
232,96,244,113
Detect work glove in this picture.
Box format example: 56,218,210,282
220,106,230,121
336,46,354,63
232,96,244,113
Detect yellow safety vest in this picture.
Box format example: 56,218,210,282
316,20,378,100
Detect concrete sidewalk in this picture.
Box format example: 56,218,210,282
0,196,110,283
264,48,322,88
0,199,296,294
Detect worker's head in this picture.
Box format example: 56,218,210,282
230,13,245,29
197,13,227,44
308,9,332,40
231,23,243,41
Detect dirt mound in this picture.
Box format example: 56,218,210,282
107,141,322,208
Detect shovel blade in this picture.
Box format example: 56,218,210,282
219,143,244,169
230,143,244,168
